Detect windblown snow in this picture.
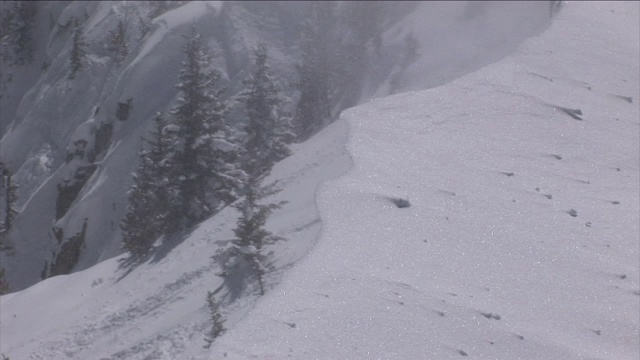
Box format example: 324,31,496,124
1,1,639,360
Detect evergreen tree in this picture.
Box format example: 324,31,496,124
121,143,156,257
121,113,177,257
0,267,9,295
0,166,19,234
293,2,335,141
1,1,37,65
137,15,150,42
222,182,285,296
217,46,292,297
240,44,293,176
203,291,226,348
68,17,87,80
170,27,242,226
107,20,129,65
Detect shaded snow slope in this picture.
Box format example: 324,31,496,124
210,2,639,359
0,119,350,359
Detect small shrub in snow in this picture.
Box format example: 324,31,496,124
203,291,226,348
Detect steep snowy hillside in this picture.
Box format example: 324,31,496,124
0,118,351,359
0,1,554,291
211,2,640,359
2,1,637,360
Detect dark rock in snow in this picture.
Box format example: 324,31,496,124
553,105,583,120
390,197,411,208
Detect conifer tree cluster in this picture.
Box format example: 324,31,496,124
106,20,129,65
68,17,87,80
208,45,292,345
171,28,242,224
0,162,18,252
121,28,246,257
0,163,19,236
0,1,37,65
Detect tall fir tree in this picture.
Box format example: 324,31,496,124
107,20,129,65
293,2,335,141
68,17,87,80
240,44,293,176
121,113,177,257
170,27,242,226
217,46,291,297
0,166,19,234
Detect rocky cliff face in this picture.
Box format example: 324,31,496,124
0,1,553,290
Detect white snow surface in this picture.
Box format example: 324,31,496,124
210,2,639,359
1,1,639,360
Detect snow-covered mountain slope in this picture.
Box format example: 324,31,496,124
2,1,637,360
210,2,640,360
0,1,554,291
0,118,350,360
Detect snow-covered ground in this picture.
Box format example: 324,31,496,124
2,1,639,359
212,2,639,359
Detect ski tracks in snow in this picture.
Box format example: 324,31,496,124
30,264,215,360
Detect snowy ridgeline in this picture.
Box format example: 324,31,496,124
1,1,639,360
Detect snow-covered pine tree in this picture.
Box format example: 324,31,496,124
106,20,129,65
170,27,242,226
68,17,87,80
121,143,156,257
240,44,293,176
218,46,291,296
293,2,335,141
121,113,177,257
203,291,226,348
